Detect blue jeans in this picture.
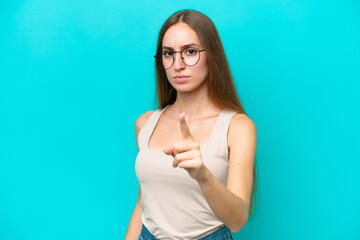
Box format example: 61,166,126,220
138,224,233,240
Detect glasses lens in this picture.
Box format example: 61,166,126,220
161,51,174,70
182,48,200,66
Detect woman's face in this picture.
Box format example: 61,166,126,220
162,22,209,93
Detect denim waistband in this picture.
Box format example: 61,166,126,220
138,224,233,240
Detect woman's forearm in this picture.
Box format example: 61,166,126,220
124,203,143,240
197,167,248,233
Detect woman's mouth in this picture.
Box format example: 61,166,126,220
174,75,189,83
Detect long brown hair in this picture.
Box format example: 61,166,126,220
154,9,259,221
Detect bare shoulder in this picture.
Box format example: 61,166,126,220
228,113,257,149
135,110,155,137
229,113,256,130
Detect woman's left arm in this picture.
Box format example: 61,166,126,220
197,113,257,232
163,113,257,232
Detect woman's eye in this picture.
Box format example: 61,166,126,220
163,51,174,57
185,49,198,56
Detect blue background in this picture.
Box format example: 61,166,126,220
1,0,359,239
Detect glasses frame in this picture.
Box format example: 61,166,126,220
154,48,206,70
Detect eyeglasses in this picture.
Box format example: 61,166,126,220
154,47,206,70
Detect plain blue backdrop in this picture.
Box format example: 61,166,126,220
1,0,359,239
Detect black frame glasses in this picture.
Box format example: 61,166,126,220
154,47,206,70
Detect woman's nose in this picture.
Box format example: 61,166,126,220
173,53,186,70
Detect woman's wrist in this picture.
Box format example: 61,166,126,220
196,165,212,185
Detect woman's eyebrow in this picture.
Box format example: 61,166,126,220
162,43,201,50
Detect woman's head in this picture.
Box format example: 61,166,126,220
161,22,209,94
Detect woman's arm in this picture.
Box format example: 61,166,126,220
197,113,257,232
124,186,143,240
124,111,154,239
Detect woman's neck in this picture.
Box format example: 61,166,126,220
168,86,222,120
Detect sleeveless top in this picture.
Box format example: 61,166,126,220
135,105,237,239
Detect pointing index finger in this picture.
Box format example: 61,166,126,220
179,112,193,141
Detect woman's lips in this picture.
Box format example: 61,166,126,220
174,75,189,83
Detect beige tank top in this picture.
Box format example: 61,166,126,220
135,105,237,239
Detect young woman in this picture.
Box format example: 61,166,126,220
125,10,258,240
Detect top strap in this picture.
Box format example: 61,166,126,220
137,106,169,151
202,110,238,161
